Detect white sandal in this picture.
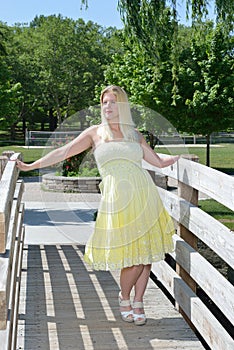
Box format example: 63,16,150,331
118,292,134,323
132,301,147,326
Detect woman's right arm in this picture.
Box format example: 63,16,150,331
16,126,95,172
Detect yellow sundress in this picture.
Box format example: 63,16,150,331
84,140,175,270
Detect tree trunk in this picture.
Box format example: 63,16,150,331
149,132,154,149
22,116,26,138
10,123,17,141
206,134,210,167
49,108,57,131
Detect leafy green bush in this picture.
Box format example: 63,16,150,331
51,138,100,177
77,166,100,177
61,151,88,177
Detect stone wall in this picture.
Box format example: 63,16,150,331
42,173,101,193
42,170,168,193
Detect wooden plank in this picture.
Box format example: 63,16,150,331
143,156,234,211
0,209,24,350
8,209,25,350
0,154,20,253
0,156,8,179
7,181,24,284
0,199,18,330
171,235,234,325
176,166,198,329
17,245,204,350
5,208,24,350
157,187,234,269
4,197,21,314
152,261,234,350
0,182,24,329
13,180,24,204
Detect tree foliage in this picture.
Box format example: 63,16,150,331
0,15,121,136
103,20,233,165
0,24,23,135
118,0,234,29
81,0,234,51
175,22,234,165
96,0,233,166
177,23,233,135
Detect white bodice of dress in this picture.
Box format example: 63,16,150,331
93,141,143,178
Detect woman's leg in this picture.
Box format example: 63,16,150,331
119,265,144,313
134,264,151,302
132,264,151,323
119,264,151,325
120,265,145,298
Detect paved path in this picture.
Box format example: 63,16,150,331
22,177,209,246
22,177,101,245
16,178,204,350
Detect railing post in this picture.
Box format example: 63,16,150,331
0,156,8,179
0,151,16,179
176,154,199,327
2,151,15,159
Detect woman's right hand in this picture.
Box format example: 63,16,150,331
15,159,33,172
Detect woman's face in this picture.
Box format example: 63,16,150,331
102,92,119,122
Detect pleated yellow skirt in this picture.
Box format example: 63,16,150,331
84,141,175,271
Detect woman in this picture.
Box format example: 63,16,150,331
17,85,179,326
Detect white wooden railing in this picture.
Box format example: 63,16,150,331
144,154,234,350
0,152,25,350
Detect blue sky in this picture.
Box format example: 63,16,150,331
0,0,123,28
0,0,198,28
0,0,215,28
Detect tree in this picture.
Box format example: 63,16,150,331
174,23,234,165
3,15,122,135
118,0,233,95
29,15,122,126
104,45,173,122
0,23,23,139
103,21,233,165
0,24,7,55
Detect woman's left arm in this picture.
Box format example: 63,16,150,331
140,133,180,168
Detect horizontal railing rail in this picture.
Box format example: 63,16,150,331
143,155,233,210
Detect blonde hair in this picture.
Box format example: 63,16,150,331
98,85,138,142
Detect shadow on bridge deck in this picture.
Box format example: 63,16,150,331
17,244,204,350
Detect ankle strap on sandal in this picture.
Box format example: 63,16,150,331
118,292,131,307
119,298,131,307
132,301,144,308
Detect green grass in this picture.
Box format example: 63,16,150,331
1,143,233,169
0,143,233,175
0,145,48,162
199,199,234,231
0,145,50,177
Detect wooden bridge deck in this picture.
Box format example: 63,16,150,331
16,244,204,350
16,179,205,349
